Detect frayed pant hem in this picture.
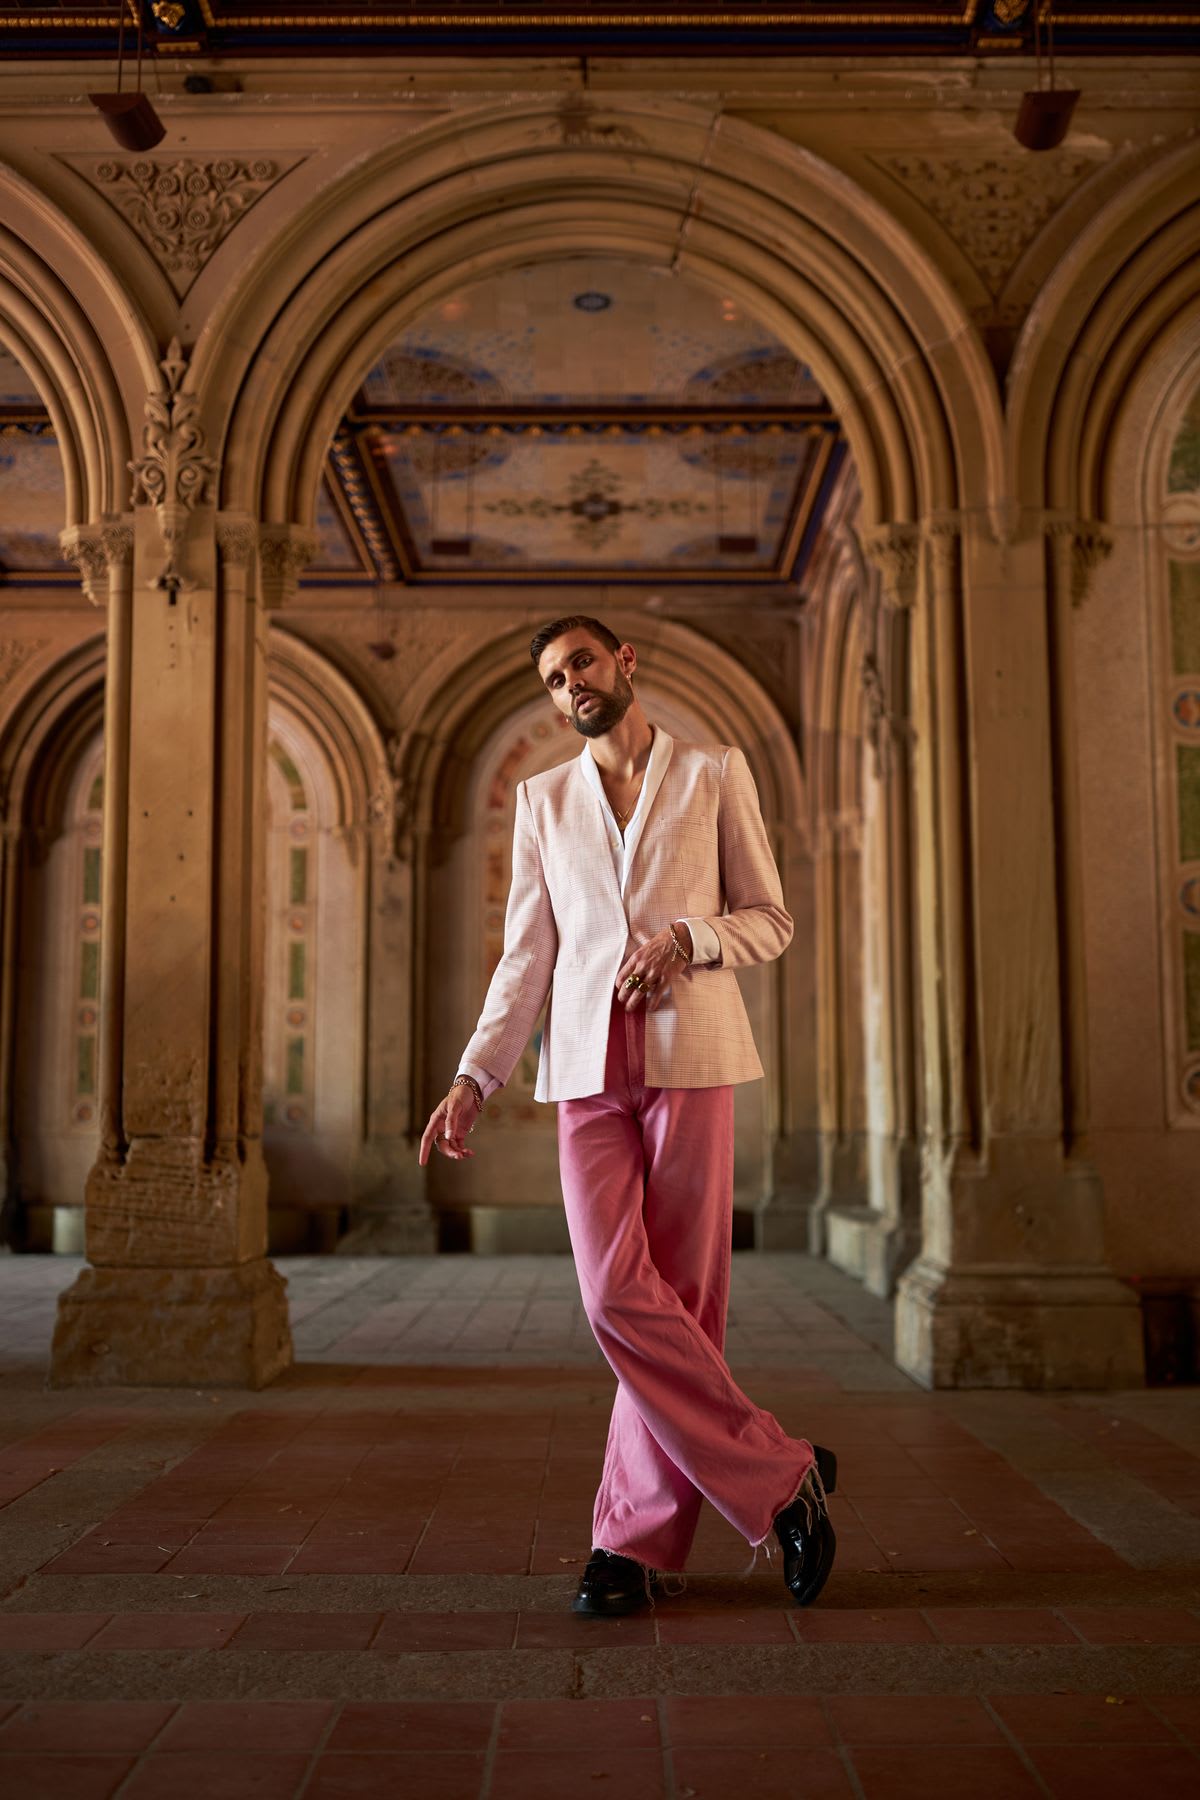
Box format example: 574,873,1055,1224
747,1443,822,1551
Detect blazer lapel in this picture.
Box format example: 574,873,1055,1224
621,728,674,897
570,754,624,908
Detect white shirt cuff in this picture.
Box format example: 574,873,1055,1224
457,1062,502,1101
680,916,722,967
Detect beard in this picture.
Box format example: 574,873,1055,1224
571,667,635,738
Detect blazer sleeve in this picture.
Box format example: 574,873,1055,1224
457,779,559,1089
705,746,794,969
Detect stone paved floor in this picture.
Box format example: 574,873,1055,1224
1,1253,1199,1798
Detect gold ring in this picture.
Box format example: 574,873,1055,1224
624,974,643,990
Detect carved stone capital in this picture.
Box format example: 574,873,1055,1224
258,526,318,609
100,518,134,571
924,514,963,588
862,523,922,611
1046,515,1114,607
216,512,259,573
59,516,134,602
59,525,109,604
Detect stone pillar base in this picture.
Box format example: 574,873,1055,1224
335,1206,437,1255
895,1258,1145,1390
825,1204,919,1299
49,1259,293,1389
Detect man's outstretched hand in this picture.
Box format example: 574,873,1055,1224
615,922,692,1013
418,1084,482,1165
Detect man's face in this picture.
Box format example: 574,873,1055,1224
537,628,636,738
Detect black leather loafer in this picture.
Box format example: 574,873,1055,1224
571,1549,658,1616
773,1443,838,1609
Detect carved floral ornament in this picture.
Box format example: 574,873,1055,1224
871,152,1100,301
82,157,291,296
129,338,219,598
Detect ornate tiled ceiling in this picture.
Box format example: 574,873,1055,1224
0,348,72,580
314,258,844,584
3,3,1198,60
1,261,845,586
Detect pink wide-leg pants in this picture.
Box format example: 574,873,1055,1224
557,998,815,1572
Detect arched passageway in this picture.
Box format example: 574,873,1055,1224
0,92,1194,1391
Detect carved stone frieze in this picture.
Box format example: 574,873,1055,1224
258,526,318,609
130,339,219,597
872,152,1098,298
1046,515,1114,608
74,155,296,296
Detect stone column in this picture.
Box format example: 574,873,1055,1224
855,622,920,1297
886,515,1143,1389
340,750,438,1253
50,341,292,1387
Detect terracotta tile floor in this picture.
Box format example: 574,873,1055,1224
0,1253,1199,1798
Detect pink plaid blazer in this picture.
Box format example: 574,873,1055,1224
460,735,793,1103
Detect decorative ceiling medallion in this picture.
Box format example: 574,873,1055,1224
574,292,613,313
61,154,301,296
872,152,1099,297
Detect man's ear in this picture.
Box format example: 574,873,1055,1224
618,642,637,677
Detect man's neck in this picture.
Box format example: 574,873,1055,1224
588,704,654,780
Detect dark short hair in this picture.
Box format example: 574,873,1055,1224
529,615,622,669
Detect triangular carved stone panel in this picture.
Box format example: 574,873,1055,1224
871,151,1101,300
60,154,305,296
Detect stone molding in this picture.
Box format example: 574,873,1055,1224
1046,514,1115,607
73,155,295,296
258,525,318,609
130,339,220,598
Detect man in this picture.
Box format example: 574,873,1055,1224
419,616,836,1615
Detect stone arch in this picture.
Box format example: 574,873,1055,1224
393,609,809,1239
0,167,161,523
197,100,1002,538
1007,137,1200,518
1052,284,1200,1289
0,628,411,1253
